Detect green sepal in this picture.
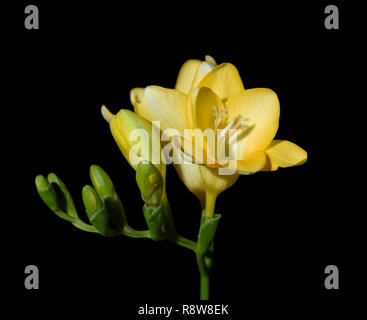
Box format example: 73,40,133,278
103,194,125,231
85,206,121,237
136,161,163,208
47,173,78,218
197,212,221,255
196,212,221,277
143,203,165,241
86,206,108,235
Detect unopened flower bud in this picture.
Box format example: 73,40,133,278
90,165,115,198
136,160,163,208
35,175,59,211
82,185,103,214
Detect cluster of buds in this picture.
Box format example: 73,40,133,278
35,162,175,240
35,106,223,300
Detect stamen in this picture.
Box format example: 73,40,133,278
214,114,248,166
218,116,246,140
232,117,245,130
212,104,229,129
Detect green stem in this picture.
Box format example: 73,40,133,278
72,219,99,233
200,272,210,300
197,209,219,300
123,225,152,238
196,251,212,300
52,209,99,233
168,233,197,251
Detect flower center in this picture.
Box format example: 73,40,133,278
212,104,246,137
212,104,247,164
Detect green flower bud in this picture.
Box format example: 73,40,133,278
47,173,78,218
35,175,59,211
90,165,115,198
82,185,111,236
82,185,103,214
136,160,163,208
89,165,126,232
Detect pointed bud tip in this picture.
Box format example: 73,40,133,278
47,173,67,191
35,175,49,190
35,174,59,211
101,105,114,123
205,55,216,65
89,164,115,197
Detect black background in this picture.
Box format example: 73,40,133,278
4,0,365,318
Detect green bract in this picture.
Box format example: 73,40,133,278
197,213,221,255
143,203,165,241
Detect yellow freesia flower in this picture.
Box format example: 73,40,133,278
130,56,307,218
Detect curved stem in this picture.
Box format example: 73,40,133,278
168,233,197,251
52,208,99,233
73,219,99,233
123,225,151,238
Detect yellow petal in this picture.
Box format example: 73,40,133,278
198,63,245,102
135,86,188,134
263,140,307,171
190,61,216,90
186,87,224,131
173,163,206,207
175,59,201,94
226,88,280,158
228,150,267,175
